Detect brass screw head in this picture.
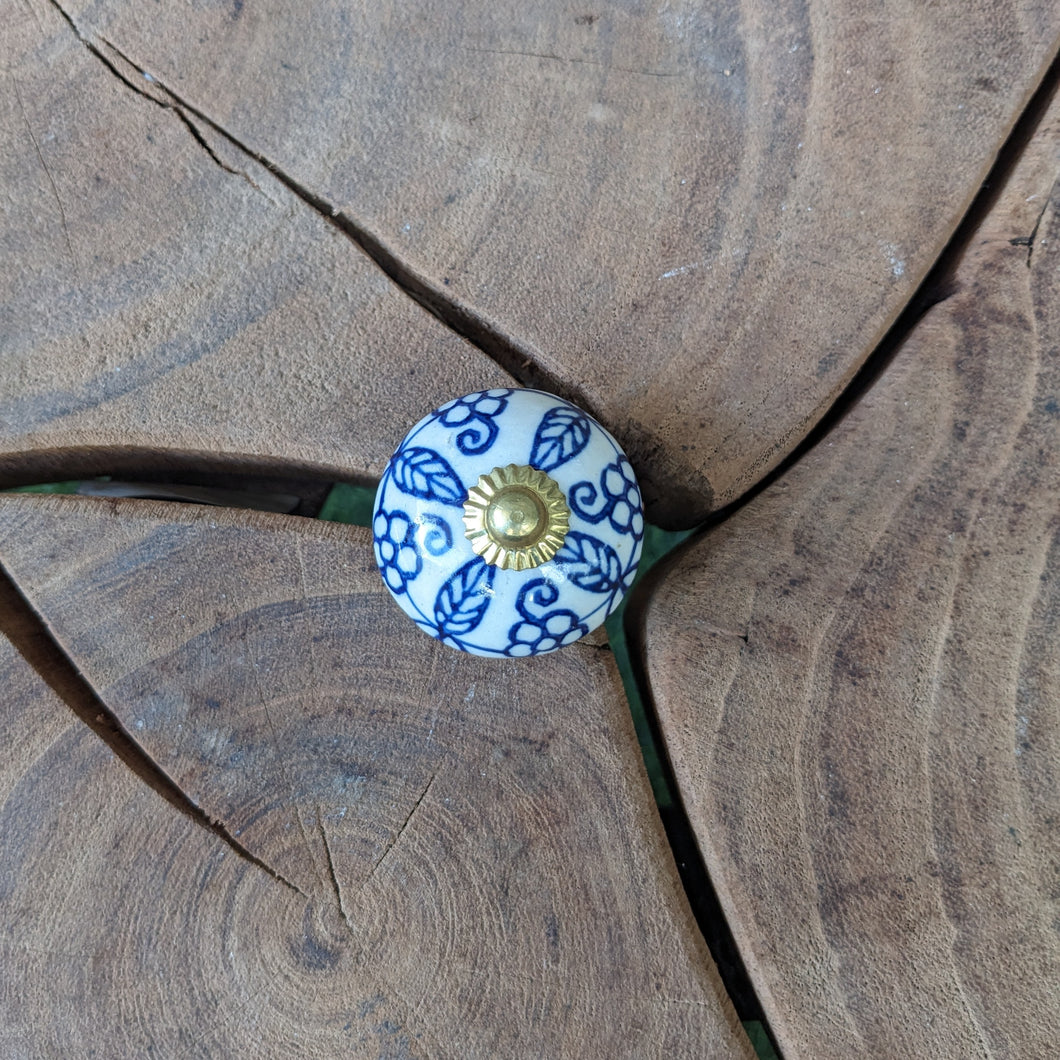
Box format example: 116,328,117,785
463,464,570,570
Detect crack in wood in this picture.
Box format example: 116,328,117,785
43,0,599,423
11,75,78,278
1021,179,1057,267
460,44,682,79
317,812,354,934
360,773,438,893
0,564,307,897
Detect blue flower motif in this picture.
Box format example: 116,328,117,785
505,579,588,657
569,456,645,540
433,388,512,454
373,510,453,595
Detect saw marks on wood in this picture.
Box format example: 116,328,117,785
0,0,512,492
642,95,1060,1056
30,0,1060,524
0,495,751,1058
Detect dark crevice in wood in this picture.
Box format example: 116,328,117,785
685,41,1060,546
617,567,783,1058
43,0,597,419
170,107,271,200
0,447,344,516
71,479,299,513
617,43,1060,1060
0,563,307,897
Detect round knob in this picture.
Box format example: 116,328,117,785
372,388,644,656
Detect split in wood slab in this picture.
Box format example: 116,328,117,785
641,91,1060,1058
0,494,752,1057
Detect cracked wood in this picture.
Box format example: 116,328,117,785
0,0,513,492
13,0,1059,525
0,494,752,1058
641,93,1060,1057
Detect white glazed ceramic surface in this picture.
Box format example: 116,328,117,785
372,388,644,656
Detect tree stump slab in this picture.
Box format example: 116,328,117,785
642,92,1060,1057
0,495,751,1057
5,0,1060,1055
1,0,513,492
3,0,1058,524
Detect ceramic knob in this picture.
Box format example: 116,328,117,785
372,388,644,656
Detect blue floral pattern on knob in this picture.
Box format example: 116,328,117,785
372,509,453,595
373,388,644,657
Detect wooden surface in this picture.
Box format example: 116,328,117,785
1,0,513,493
1,0,1058,525
0,495,751,1058
5,0,1060,1055
642,91,1060,1057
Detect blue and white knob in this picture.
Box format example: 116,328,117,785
372,388,644,656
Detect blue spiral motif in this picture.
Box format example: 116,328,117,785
432,388,512,455
373,510,453,595
505,579,588,657
568,456,645,540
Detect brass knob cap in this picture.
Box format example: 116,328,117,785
462,464,570,570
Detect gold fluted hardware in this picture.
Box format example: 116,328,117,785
462,464,570,570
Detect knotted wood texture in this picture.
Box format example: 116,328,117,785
642,95,1060,1056
3,0,1059,524
0,495,751,1058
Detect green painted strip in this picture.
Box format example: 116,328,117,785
5,481,82,494
743,1020,781,1059
317,481,376,527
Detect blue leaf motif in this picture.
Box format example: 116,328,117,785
390,446,465,507
554,531,622,593
434,558,496,636
529,407,591,472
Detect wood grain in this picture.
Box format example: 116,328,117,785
0,582,307,1057
0,494,752,1058
0,0,512,493
642,94,1060,1056
28,0,1060,525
